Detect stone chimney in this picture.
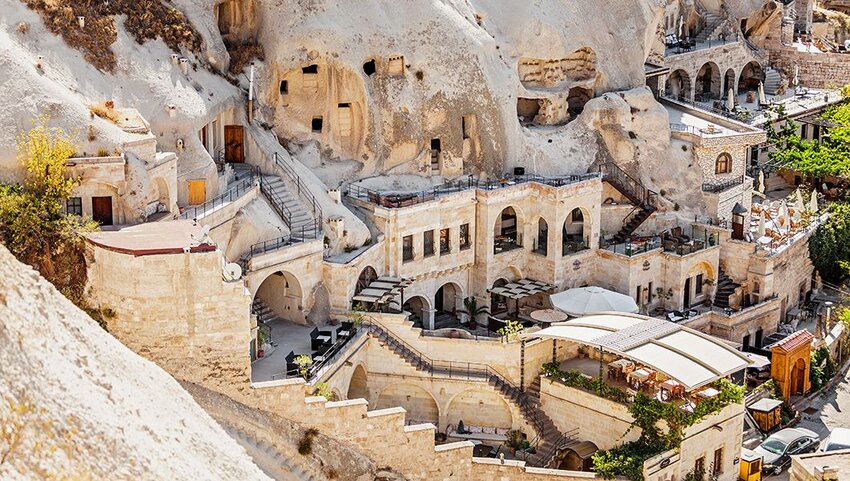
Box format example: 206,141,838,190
817,465,839,481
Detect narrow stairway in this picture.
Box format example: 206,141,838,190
763,67,782,95
368,321,578,468
713,268,740,309
261,175,317,239
695,13,725,42
612,207,654,244
223,424,314,481
252,298,279,325
599,163,657,244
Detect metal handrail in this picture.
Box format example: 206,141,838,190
702,174,746,193
179,172,257,220
363,315,548,456
598,162,658,208
271,152,323,225
346,172,601,209
538,427,580,468
259,175,293,227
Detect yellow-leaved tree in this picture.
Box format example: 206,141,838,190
0,117,99,313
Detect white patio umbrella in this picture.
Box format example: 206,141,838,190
550,286,639,317
793,65,800,88
726,88,735,111
810,190,819,212
794,189,805,213
778,201,789,227
758,82,767,105
757,211,766,238
679,16,684,38
757,170,766,193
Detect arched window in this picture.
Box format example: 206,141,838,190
715,153,732,174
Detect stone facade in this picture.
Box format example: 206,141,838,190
662,42,764,101
770,48,850,89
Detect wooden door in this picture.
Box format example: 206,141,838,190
188,180,206,205
224,125,244,163
91,196,113,226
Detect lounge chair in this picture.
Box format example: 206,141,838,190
310,327,332,351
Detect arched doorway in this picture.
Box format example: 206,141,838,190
494,206,522,254
491,278,509,314
683,261,715,309
724,68,737,96
665,69,691,100
402,295,430,328
152,177,172,215
563,208,589,256
739,61,764,95
535,217,549,256
695,62,721,101
347,364,368,400
255,270,304,324
434,282,462,326
555,441,598,471
376,383,439,426
355,266,378,295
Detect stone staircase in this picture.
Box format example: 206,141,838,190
763,67,782,95
367,320,579,468
613,207,655,244
224,424,312,481
713,268,740,309
252,297,278,325
260,175,317,238
695,13,725,42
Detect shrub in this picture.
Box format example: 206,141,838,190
297,428,319,455
225,40,265,74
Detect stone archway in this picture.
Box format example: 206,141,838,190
563,207,590,256
724,68,737,96
376,383,439,425
254,270,304,324
738,61,764,95
402,295,430,327
791,357,807,395
445,388,513,430
347,364,368,400
695,62,721,100
665,69,692,100
494,206,523,254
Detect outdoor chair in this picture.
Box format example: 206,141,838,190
670,226,689,243
284,351,298,375
338,321,355,340
310,327,333,351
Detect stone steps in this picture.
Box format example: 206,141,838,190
262,175,316,234
764,67,782,95
224,424,315,481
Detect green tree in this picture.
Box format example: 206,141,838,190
0,118,98,309
809,201,850,283
458,296,489,326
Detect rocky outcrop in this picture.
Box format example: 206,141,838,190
0,244,271,480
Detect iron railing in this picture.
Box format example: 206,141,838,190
258,174,293,228
346,172,601,209
271,152,323,224
179,172,257,220
538,428,581,468
702,174,746,193
598,162,658,208
363,315,553,461
603,236,663,256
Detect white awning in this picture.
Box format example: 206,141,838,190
550,286,639,317
524,313,751,390
352,277,411,304
490,278,553,300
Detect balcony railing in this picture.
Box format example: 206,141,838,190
346,172,601,209
702,175,746,193
180,171,257,220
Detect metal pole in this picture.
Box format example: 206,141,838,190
247,62,255,123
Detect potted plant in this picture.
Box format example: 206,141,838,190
459,296,489,330
293,354,313,379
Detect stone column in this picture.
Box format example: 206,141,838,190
425,309,436,330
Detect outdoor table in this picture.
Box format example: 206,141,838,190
694,387,719,403
628,368,654,390
607,359,634,381
317,334,331,343
337,330,350,338
659,379,684,401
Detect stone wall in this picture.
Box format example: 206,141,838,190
771,48,850,88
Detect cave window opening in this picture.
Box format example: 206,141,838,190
430,138,441,174
567,87,593,119
302,64,318,74
517,98,540,125
363,59,376,76
312,117,323,132
279,80,288,94
462,115,472,140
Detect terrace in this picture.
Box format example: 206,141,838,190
346,172,601,209
529,313,750,406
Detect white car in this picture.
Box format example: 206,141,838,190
822,427,850,452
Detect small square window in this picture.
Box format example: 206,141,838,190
311,117,323,132
66,197,82,216
403,235,414,262
279,80,288,94
302,64,318,74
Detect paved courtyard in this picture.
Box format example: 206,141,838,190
766,371,850,480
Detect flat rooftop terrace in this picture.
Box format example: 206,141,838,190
86,221,216,256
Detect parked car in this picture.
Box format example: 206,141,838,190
822,427,850,452
753,427,820,475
